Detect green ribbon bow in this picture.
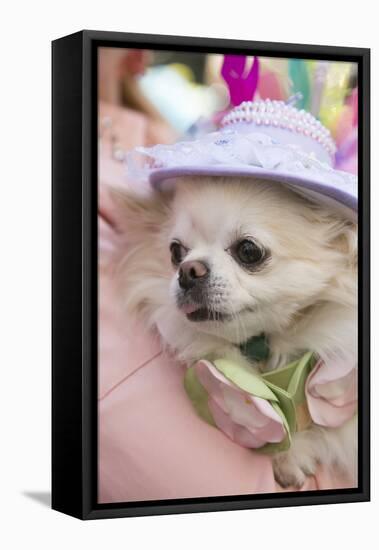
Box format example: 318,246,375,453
184,351,316,454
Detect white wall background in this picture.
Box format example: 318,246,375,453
1,1,376,548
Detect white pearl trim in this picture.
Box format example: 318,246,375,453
221,100,336,157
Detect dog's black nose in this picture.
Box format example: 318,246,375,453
178,260,209,290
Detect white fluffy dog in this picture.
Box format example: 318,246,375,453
115,176,358,488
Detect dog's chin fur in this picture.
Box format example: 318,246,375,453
115,176,358,488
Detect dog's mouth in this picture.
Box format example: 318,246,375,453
188,307,231,322
178,302,252,323
178,301,230,322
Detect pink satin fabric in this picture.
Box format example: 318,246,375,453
306,356,357,428
194,360,286,449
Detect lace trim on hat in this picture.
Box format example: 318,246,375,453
127,129,356,193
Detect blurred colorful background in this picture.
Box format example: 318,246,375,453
98,48,358,178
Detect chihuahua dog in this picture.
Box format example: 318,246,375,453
115,176,358,488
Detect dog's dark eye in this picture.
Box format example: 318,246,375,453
170,241,187,266
232,239,266,267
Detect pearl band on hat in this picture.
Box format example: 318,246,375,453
221,100,336,158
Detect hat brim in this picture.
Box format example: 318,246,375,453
150,165,357,222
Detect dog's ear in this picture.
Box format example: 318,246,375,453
109,186,172,240
299,200,358,269
327,220,358,269
337,222,358,268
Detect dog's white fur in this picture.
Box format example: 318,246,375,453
115,176,358,488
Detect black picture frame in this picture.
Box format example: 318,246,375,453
52,30,370,520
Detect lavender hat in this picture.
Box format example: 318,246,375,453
127,100,357,222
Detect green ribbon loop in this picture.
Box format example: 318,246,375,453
184,351,316,454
